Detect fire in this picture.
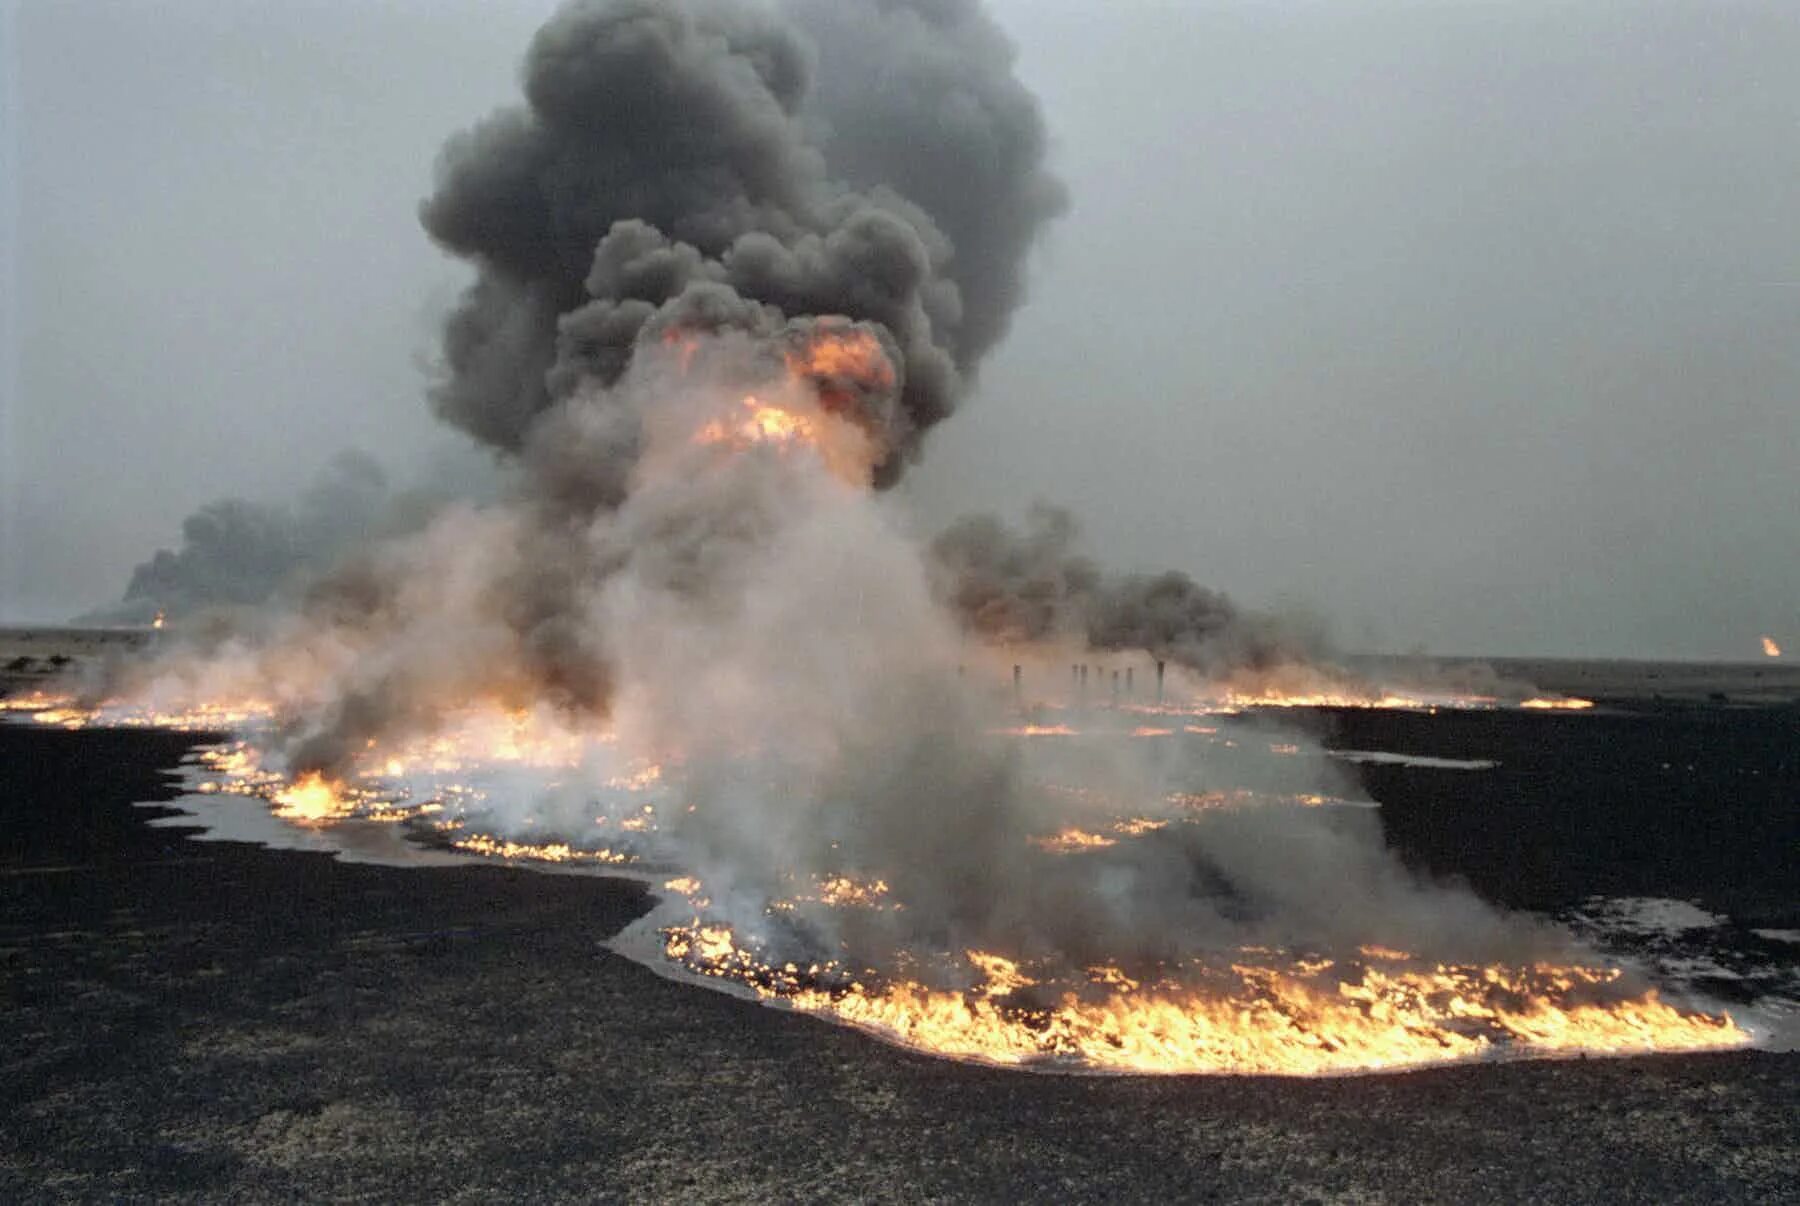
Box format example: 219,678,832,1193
784,325,897,403
450,834,632,866
1030,827,1118,853
1763,635,1783,659
1520,698,1597,711
661,926,1748,1076
996,723,1078,737
271,772,348,824
696,394,819,450
152,610,166,630
691,392,879,485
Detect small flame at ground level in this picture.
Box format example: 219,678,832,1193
1764,636,1783,659
271,772,348,824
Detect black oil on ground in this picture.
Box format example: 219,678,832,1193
2,717,1795,1203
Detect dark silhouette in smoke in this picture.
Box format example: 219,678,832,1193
420,0,1063,483
931,504,1313,672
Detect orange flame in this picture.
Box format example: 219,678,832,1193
1762,635,1782,659
785,325,897,407
271,772,347,824
662,924,1748,1076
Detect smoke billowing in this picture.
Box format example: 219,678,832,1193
63,0,1650,1058
931,503,1320,674
90,452,394,625
421,0,1064,488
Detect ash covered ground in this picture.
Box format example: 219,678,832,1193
2,673,1794,1202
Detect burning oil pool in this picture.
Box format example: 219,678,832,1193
0,688,1767,1078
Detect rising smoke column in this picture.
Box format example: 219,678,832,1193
420,0,1065,487
105,0,1067,773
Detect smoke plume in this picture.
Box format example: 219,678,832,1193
89,452,394,624
931,504,1319,674
420,0,1064,487
67,0,1697,1069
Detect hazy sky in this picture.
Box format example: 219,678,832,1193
3,0,1795,659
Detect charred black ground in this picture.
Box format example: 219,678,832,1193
2,694,1794,1201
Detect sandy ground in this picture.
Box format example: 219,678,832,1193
2,723,1795,1203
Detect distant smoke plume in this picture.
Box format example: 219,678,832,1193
931,504,1316,672
92,452,393,624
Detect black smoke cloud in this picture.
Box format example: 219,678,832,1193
420,0,1064,484
930,504,1316,673
89,452,393,624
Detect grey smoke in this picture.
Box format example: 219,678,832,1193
104,0,1066,622
931,504,1318,673
420,0,1063,484
90,451,393,624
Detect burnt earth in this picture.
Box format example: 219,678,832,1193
1,722,1796,1203
1317,702,1800,928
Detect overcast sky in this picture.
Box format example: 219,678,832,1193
2,0,1795,659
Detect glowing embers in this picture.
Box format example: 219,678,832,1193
448,833,632,866
696,395,821,452
1030,816,1170,855
0,693,276,732
1221,690,1441,712
657,926,1747,1076
1030,827,1117,854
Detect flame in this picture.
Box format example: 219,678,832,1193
450,834,632,866
692,393,878,485
1763,635,1782,659
271,772,348,824
662,925,1747,1076
1031,826,1118,853
784,325,898,403
1520,698,1596,711
660,327,701,373
1226,690,1438,711
695,394,819,450
676,325,897,486
152,611,166,630
995,723,1078,737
